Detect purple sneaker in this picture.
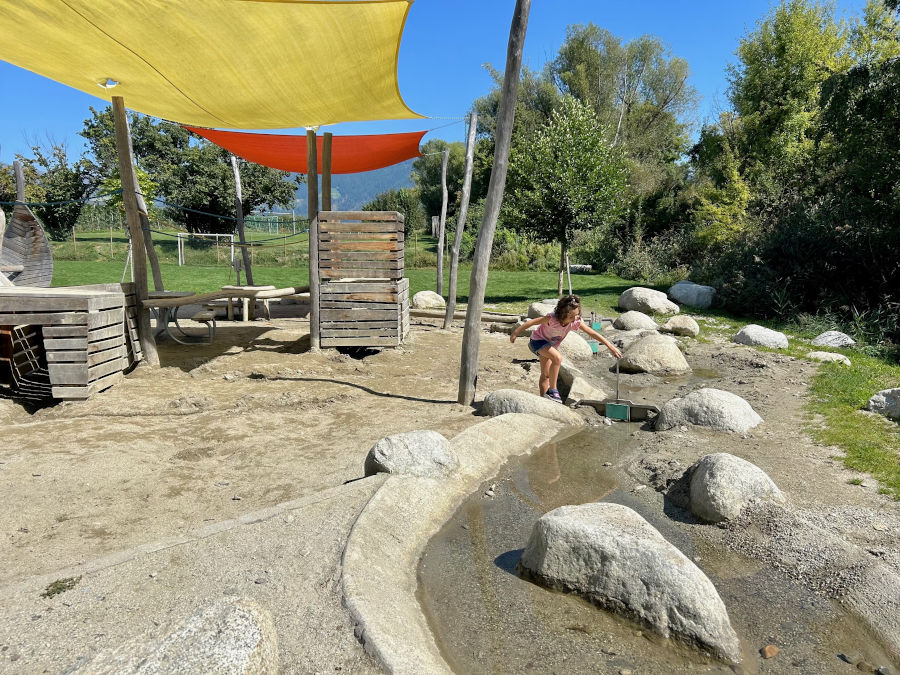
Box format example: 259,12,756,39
545,389,562,403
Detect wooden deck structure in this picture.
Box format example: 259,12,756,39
317,210,410,348
0,283,141,400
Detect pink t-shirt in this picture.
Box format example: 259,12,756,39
532,312,582,347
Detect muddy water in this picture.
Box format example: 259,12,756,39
418,425,896,674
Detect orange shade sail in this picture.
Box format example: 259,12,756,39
184,126,427,174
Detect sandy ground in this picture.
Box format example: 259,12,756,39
1,310,898,672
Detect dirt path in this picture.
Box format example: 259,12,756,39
0,317,533,586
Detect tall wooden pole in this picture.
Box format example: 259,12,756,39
444,112,478,329
231,155,254,285
458,0,531,405
13,161,25,202
436,147,449,296
322,132,333,212
307,128,320,349
112,96,159,367
134,180,164,291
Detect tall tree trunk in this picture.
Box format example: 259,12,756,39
112,96,159,367
436,147,449,296
444,112,478,329
458,0,531,406
230,155,254,285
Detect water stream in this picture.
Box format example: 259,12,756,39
418,423,896,674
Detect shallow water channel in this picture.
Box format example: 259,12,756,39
418,423,895,674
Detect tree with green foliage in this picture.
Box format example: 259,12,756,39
410,139,465,220
80,106,301,234
361,187,426,236
11,145,98,241
504,96,627,294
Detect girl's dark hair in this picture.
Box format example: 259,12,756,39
554,294,581,320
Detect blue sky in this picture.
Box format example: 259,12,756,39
0,0,868,161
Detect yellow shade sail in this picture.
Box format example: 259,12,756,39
0,0,423,128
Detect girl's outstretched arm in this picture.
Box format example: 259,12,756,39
510,316,549,343
579,323,623,359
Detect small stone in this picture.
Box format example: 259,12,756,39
283,514,295,524
602,417,612,426
602,462,612,467
484,489,495,498
231,496,241,501
679,425,688,432
841,653,863,665
619,670,633,675
857,662,876,673
149,572,157,578
761,645,780,659
223,373,236,382
254,578,267,585
876,666,894,675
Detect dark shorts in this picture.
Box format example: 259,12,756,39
528,337,553,356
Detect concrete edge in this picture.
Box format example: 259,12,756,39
341,412,581,674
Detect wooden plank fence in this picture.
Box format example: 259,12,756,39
317,211,409,348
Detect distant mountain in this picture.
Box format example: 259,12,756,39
293,159,414,211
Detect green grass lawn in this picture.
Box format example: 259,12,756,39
51,254,899,499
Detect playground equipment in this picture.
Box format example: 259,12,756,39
0,283,142,400
316,210,409,348
580,359,660,423
0,163,53,288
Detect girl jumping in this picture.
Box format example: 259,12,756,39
510,295,622,402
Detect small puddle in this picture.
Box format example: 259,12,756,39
418,426,896,673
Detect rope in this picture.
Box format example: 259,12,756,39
0,190,123,207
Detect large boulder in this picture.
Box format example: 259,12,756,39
806,351,851,367
364,430,457,478
556,359,584,399
518,503,741,662
619,334,691,375
689,453,785,523
411,290,445,309
87,598,278,674
482,389,584,426
668,281,716,309
613,310,658,331
527,300,557,319
732,324,789,349
866,388,900,421
660,315,700,338
604,328,658,352
655,388,763,434
618,287,679,315
564,377,608,406
811,330,856,348
558,330,594,361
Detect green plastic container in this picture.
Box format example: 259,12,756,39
591,321,603,332
586,339,599,354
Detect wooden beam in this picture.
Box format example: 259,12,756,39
436,147,449,297
458,0,531,405
112,96,159,367
413,309,520,323
307,128,320,349
231,155,255,285
322,132,333,212
444,112,477,329
13,161,25,202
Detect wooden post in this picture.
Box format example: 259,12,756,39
230,155,255,285
13,161,25,202
307,128,320,349
436,147,449,296
72,227,77,253
558,242,566,296
431,215,438,237
322,132,333,212
135,189,164,291
565,251,573,295
112,96,159,367
109,225,114,258
458,0,531,405
444,112,478,329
